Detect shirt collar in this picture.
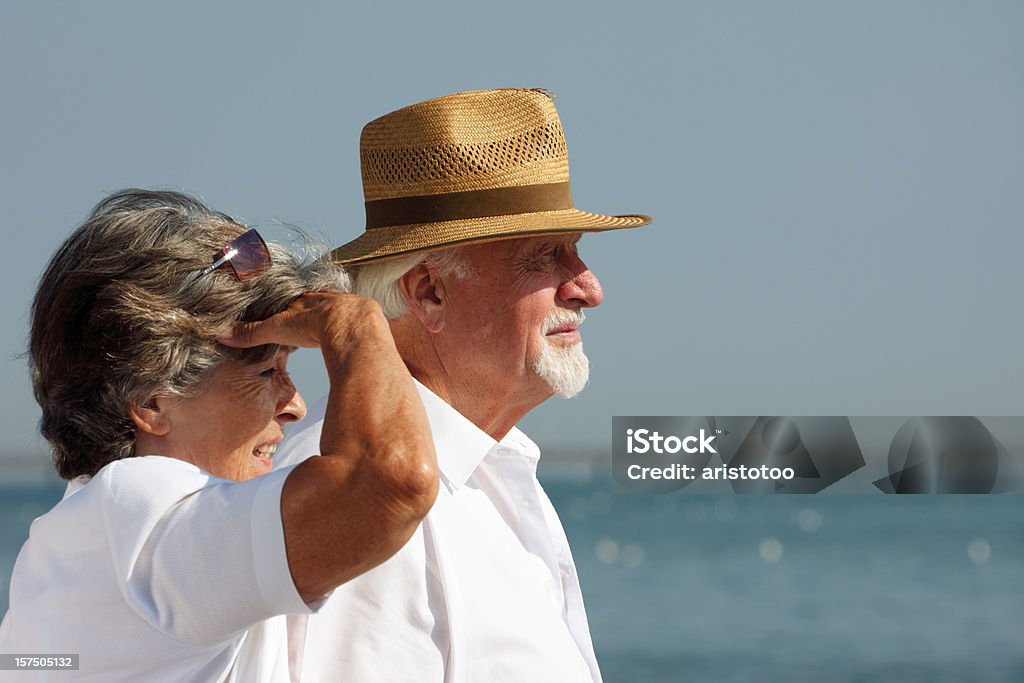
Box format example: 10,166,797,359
63,475,90,500
415,380,540,490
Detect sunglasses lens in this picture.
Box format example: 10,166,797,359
221,229,272,281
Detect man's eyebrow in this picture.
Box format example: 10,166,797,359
531,236,568,252
542,234,580,250
516,241,554,261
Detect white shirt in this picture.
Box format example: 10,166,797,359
0,456,316,682
276,382,602,683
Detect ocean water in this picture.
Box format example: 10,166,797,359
2,476,1022,683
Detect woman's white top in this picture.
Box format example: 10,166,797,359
0,456,314,682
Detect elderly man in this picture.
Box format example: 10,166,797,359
276,88,649,682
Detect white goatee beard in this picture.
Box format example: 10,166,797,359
533,310,590,399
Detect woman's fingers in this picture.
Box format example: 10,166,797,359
218,309,320,349
217,291,381,349
217,319,275,348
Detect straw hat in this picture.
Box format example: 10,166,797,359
331,88,651,265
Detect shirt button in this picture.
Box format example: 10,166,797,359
517,500,531,510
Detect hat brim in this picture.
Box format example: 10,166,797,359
331,208,651,265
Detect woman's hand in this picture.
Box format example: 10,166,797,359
218,291,387,350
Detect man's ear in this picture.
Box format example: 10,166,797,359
128,396,172,437
398,263,446,333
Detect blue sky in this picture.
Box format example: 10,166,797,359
1,1,1022,460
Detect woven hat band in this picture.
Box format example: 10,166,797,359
364,181,573,230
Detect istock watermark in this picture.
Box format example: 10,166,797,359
612,416,1024,494
625,428,718,455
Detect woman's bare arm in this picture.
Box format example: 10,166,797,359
222,292,438,602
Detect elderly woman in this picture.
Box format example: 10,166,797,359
0,190,437,680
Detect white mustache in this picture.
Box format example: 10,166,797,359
543,309,586,334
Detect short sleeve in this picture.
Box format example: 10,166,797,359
96,457,313,646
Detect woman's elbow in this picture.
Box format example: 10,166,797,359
380,442,439,523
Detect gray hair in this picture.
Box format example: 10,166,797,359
351,249,473,319
30,189,349,480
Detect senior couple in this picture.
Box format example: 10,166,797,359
0,89,650,681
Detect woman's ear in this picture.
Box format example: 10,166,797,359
397,263,447,334
128,396,172,437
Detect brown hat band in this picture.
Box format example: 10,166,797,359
364,182,573,229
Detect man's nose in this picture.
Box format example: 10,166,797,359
557,256,604,309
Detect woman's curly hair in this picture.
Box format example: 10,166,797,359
30,189,348,480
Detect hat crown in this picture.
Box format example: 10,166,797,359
360,89,570,202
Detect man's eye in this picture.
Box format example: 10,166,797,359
260,367,278,378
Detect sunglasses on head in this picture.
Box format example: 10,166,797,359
193,228,272,282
